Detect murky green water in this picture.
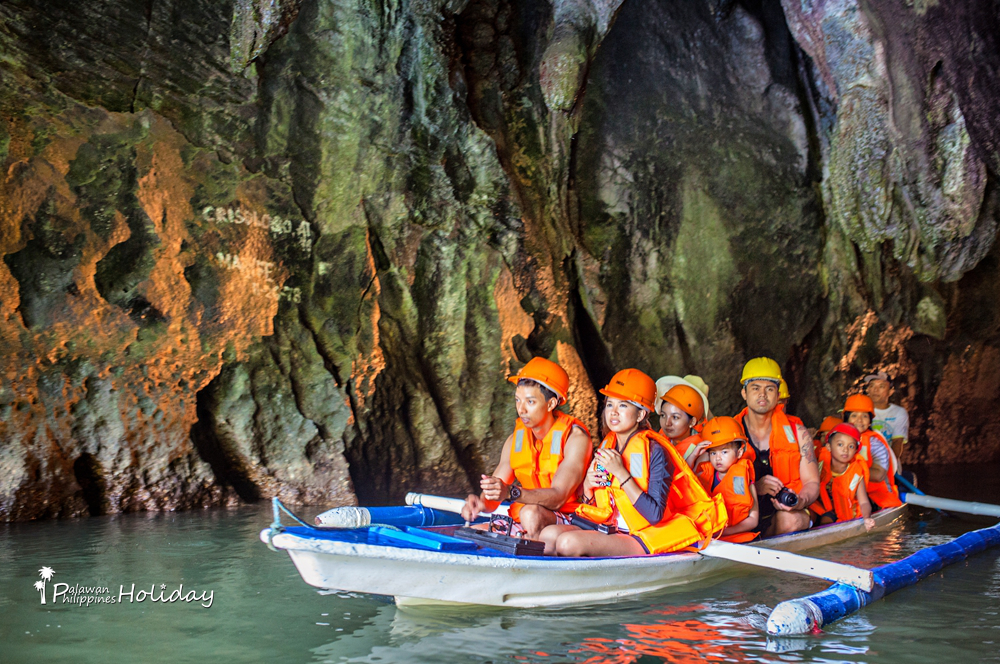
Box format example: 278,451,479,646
2,466,999,663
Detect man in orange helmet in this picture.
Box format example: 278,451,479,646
460,357,592,539
733,358,819,537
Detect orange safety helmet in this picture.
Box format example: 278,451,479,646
508,357,569,404
842,394,874,415
600,369,657,412
817,415,843,435
702,416,748,450
660,384,706,422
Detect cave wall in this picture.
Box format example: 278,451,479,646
1,0,998,520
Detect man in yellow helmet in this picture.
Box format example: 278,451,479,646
460,357,592,539
733,357,819,537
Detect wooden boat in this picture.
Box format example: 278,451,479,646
260,503,907,608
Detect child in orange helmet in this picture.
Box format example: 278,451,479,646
842,394,903,509
813,416,843,455
810,423,876,531
540,369,725,556
692,417,759,543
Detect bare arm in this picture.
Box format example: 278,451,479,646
518,427,592,509
794,423,820,508
461,434,515,521
856,478,876,531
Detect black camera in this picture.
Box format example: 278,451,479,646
775,487,799,507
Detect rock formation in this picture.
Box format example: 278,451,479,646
0,0,997,520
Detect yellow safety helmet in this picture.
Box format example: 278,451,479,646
779,378,790,400
740,357,782,386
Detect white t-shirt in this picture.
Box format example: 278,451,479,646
872,404,909,444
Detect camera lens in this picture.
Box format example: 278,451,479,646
776,487,798,507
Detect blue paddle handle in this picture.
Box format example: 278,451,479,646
895,472,926,496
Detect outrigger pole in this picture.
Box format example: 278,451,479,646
767,515,1000,635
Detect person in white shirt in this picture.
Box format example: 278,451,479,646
864,372,909,463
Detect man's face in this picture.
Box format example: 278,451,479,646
866,379,892,405
742,380,778,415
515,384,556,428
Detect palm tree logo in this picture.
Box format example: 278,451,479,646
36,567,55,604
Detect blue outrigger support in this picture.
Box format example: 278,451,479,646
767,513,1000,635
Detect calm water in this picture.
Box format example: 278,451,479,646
2,465,999,663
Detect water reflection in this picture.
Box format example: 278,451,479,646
2,492,1000,664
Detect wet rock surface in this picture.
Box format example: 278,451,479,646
0,0,998,519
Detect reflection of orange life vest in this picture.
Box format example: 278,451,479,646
810,447,870,521
734,407,803,494
695,458,758,543
670,433,704,466
574,430,727,554
858,429,903,508
508,412,591,521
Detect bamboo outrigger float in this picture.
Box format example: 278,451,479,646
260,499,906,608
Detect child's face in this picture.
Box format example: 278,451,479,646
847,411,871,433
829,433,859,465
658,401,694,439
605,397,644,434
515,384,556,428
708,442,742,474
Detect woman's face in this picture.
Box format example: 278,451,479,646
658,401,694,440
605,397,645,435
847,411,871,434
515,384,556,428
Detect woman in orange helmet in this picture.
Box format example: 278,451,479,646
657,384,708,466
539,369,726,556
460,357,592,539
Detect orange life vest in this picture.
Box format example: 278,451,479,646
859,429,903,508
574,430,727,554
734,407,804,494
810,447,870,521
508,412,591,521
695,458,758,543
670,433,704,466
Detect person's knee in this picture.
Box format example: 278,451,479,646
518,505,554,537
773,510,810,535
555,534,584,558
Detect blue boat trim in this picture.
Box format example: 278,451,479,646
767,518,1000,635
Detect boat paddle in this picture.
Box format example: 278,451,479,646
404,492,875,591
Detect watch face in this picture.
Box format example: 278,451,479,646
509,486,521,500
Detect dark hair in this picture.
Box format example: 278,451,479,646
842,411,870,421
517,379,559,404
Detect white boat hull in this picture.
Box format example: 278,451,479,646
260,505,906,608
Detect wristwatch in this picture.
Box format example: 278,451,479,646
508,485,522,501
